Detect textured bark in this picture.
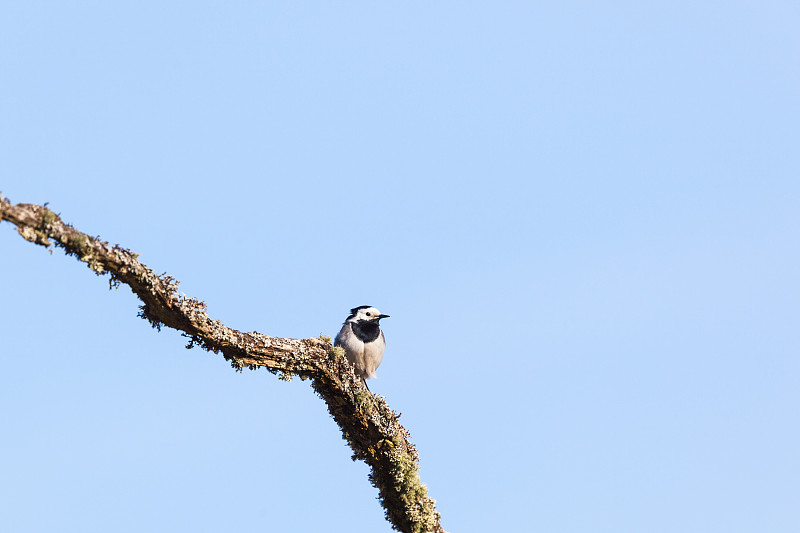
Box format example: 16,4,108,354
0,194,445,533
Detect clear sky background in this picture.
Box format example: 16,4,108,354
1,3,798,532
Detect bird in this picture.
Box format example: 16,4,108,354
334,306,389,390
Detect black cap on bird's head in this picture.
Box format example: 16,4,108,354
348,306,389,321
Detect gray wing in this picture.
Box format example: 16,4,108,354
335,323,366,377
333,322,350,348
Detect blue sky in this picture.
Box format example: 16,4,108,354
1,2,798,532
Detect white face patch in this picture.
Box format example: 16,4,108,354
349,306,382,322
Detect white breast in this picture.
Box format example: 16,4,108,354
335,324,385,380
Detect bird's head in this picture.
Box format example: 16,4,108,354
347,305,390,323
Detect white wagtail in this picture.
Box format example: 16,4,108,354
334,306,389,390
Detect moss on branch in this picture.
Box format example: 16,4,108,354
0,194,445,533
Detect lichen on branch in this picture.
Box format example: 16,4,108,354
0,194,445,533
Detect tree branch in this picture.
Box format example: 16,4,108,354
0,193,445,533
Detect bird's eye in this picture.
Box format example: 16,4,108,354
366,312,372,317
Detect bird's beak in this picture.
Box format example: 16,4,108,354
378,314,390,319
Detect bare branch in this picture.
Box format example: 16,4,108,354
0,194,445,533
